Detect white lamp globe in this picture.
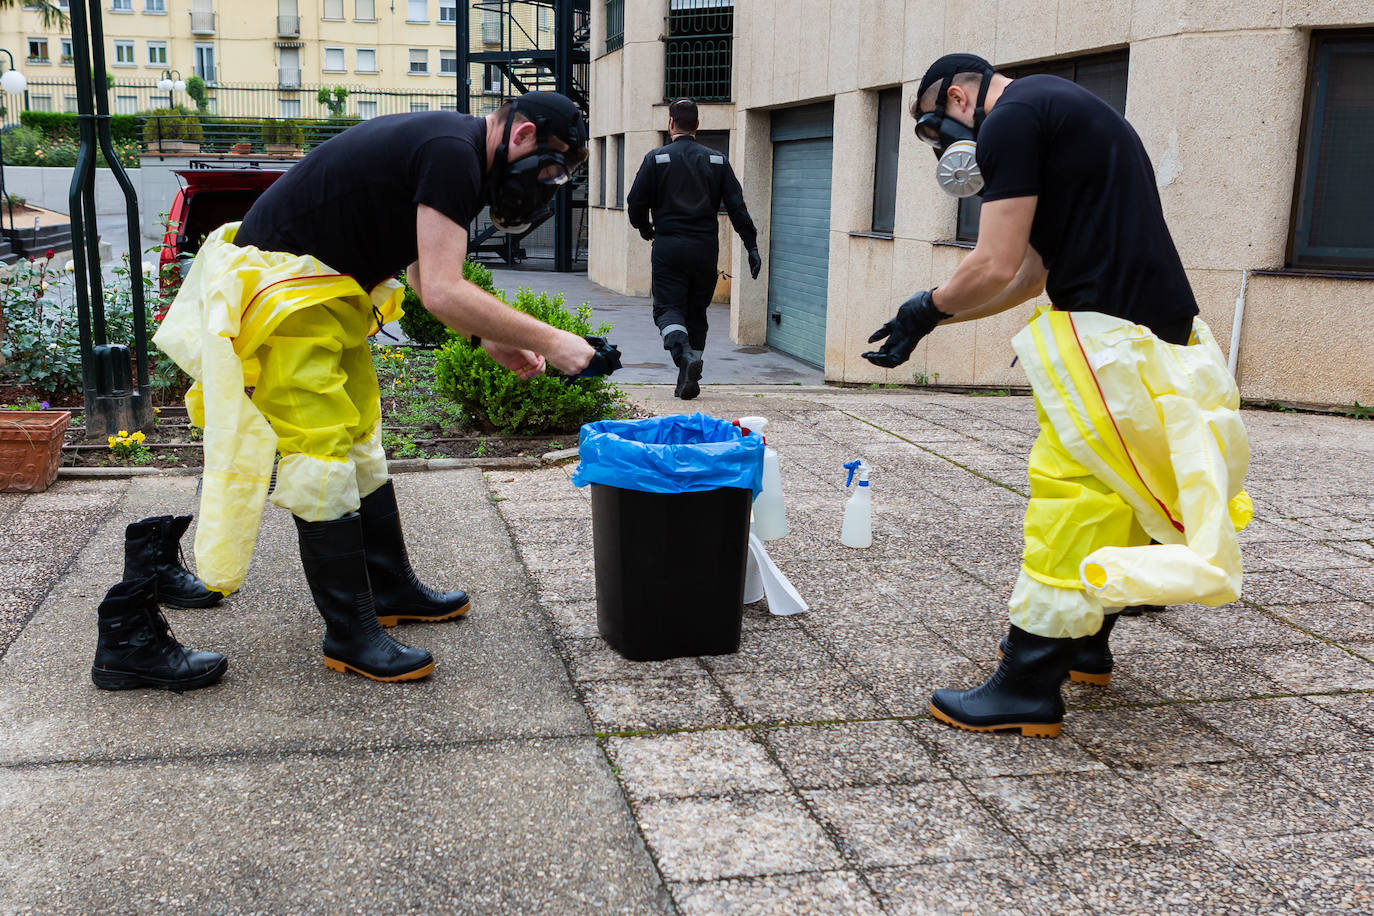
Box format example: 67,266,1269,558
1,69,27,95
156,77,173,91
173,79,186,92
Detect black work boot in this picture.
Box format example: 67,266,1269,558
664,330,703,400
123,515,223,609
931,625,1079,738
295,513,435,682
358,480,471,627
998,612,1121,686
91,576,228,691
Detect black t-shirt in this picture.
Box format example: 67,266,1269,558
236,111,487,289
976,75,1198,337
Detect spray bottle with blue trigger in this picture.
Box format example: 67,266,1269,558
841,460,871,548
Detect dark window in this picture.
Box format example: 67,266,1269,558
873,88,901,234
1290,33,1374,272
605,0,623,53
597,137,607,207
956,49,1129,242
614,134,625,207
665,0,733,102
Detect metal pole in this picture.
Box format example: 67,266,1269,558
456,1,470,113
553,0,574,271
66,0,99,403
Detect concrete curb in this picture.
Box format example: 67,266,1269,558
56,447,582,481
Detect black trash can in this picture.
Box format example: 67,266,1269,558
591,483,752,661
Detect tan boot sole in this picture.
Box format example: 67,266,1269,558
323,656,436,681
377,601,471,628
1070,669,1111,686
929,702,1062,739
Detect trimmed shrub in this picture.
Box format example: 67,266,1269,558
19,110,140,144
398,259,497,346
185,75,209,111
261,119,304,146
140,109,204,145
433,286,619,435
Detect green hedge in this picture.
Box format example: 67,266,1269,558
398,259,498,346
140,109,204,145
20,110,141,144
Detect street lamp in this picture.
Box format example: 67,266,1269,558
0,49,27,242
155,68,185,95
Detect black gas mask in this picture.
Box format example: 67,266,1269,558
913,64,993,198
488,96,588,233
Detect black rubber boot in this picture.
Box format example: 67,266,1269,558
358,480,471,627
998,612,1121,686
91,576,228,691
123,515,223,609
294,513,435,682
931,625,1079,738
665,330,703,400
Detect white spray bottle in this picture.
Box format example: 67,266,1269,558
841,459,872,548
739,415,787,541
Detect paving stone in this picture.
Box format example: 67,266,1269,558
1307,693,1374,736
1273,751,1374,823
1223,829,1374,914
561,637,705,682
1061,669,1165,709
1160,603,1317,648
855,660,991,718
1242,570,1350,605
716,667,886,726
672,871,884,916
581,676,740,732
759,720,945,789
1050,844,1298,916
606,730,787,802
701,628,836,674
1248,644,1374,693
966,771,1194,854
1098,614,1208,654
1128,758,1354,840
544,599,601,638
812,623,966,672
1267,601,1374,643
1185,696,1374,756
1245,540,1372,570
1324,566,1374,602
637,793,843,882
1070,706,1248,768
803,784,1021,868
1124,650,1284,701
907,717,1107,779
868,857,1094,916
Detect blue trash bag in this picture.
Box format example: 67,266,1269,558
571,413,765,496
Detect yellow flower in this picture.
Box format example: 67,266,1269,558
154,407,161,414
117,430,129,438
107,436,117,447
132,431,146,443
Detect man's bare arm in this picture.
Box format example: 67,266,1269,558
941,245,1047,325
930,196,1037,317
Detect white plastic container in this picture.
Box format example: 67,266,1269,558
841,459,871,549
738,415,788,541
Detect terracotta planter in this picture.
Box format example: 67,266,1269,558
0,411,72,493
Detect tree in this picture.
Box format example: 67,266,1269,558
0,0,66,30
316,86,348,117
186,74,208,112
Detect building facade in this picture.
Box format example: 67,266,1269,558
0,0,545,119
588,0,1374,409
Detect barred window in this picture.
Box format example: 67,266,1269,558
1290,33,1374,272
604,0,623,53
665,0,732,103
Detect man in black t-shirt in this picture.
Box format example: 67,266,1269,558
160,92,603,684
627,98,762,400
862,55,1248,739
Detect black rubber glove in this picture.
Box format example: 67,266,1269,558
861,290,950,368
639,225,655,241
575,336,623,378
747,248,763,279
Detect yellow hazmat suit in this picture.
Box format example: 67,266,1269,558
1007,308,1253,639
153,223,403,594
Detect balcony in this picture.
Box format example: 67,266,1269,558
481,19,501,44
278,68,301,89
277,14,299,37
189,9,215,34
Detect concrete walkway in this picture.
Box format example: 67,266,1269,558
2,389,1372,913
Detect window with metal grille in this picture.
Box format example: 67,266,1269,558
1290,33,1374,272
873,87,901,234
482,7,502,44
665,0,732,102
605,0,623,53
956,49,1129,242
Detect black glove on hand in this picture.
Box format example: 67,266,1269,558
861,290,950,368
576,336,623,378
747,248,763,280
639,225,655,241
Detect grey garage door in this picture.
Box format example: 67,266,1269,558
766,103,834,367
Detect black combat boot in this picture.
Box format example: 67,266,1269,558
358,480,471,627
295,513,435,682
664,329,703,400
91,576,228,691
998,612,1121,686
123,515,223,608
931,625,1079,738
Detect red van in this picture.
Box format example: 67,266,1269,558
158,166,285,297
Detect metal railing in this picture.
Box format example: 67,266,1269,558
189,9,215,33
605,0,623,53
278,68,302,89
276,14,300,36
665,0,733,101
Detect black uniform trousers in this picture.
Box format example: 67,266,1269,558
651,235,718,352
